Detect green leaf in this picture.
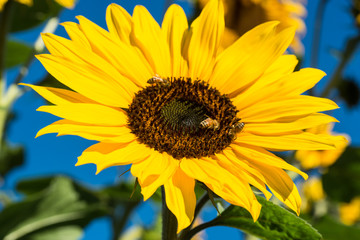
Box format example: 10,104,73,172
187,196,322,240
322,147,360,202
0,176,107,240
5,40,32,69
0,141,24,177
10,0,63,32
312,215,360,240
27,226,83,240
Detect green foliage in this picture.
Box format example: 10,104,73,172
322,147,360,202
312,215,360,240
5,40,32,69
0,176,107,240
187,196,321,240
10,0,64,33
0,141,24,177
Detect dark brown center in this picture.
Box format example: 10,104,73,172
127,78,240,159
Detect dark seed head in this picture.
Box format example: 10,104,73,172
127,78,240,159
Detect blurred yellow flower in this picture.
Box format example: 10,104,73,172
301,177,325,212
340,197,360,225
303,178,325,202
198,0,306,54
0,0,31,11
0,0,75,11
296,123,349,170
24,0,345,232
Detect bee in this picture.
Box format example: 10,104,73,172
147,74,169,86
200,117,220,130
228,122,245,140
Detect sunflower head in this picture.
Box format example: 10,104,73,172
24,0,346,233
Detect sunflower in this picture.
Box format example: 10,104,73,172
198,0,307,54
23,0,345,232
340,197,360,225
295,123,349,170
0,0,75,11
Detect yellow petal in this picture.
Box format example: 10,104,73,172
162,4,189,78
106,3,132,45
77,141,152,174
36,54,132,108
19,83,94,105
187,0,224,81
234,68,326,110
250,162,302,215
217,150,273,200
55,0,75,9
231,54,298,108
231,143,308,180
76,16,153,88
235,132,346,151
244,113,338,135
131,152,178,200
131,5,171,77
36,119,135,143
181,157,261,220
211,22,295,96
164,168,196,232
37,103,128,126
61,22,91,48
240,96,338,123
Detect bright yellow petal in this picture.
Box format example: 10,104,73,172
76,16,153,88
77,141,152,174
240,96,338,123
131,152,178,200
244,113,338,135
106,3,132,44
235,132,346,151
37,103,128,126
55,0,75,9
181,157,261,221
41,32,141,93
231,143,307,179
162,4,189,78
164,168,196,233
250,162,302,215
36,54,132,108
216,150,273,200
231,54,298,108
61,22,91,48
187,0,224,81
211,22,295,96
36,119,135,143
20,83,95,105
131,5,171,77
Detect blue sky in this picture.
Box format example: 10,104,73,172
3,0,360,239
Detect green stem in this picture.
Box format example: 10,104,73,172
162,186,178,240
111,202,138,240
179,193,209,240
309,0,328,96
320,36,360,98
310,0,328,68
180,219,218,240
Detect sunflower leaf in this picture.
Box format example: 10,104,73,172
191,196,321,240
0,176,107,240
10,0,64,33
0,141,24,177
5,40,33,69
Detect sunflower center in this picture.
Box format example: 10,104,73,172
127,78,241,159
